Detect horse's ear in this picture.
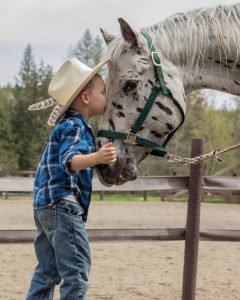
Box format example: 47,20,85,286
118,18,139,48
100,28,116,45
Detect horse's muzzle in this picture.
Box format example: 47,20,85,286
95,155,138,186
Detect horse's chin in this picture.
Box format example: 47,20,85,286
95,156,138,186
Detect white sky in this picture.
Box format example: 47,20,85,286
0,0,237,88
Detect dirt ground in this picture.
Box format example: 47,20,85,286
1,199,240,300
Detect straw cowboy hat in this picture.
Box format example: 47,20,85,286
28,57,110,126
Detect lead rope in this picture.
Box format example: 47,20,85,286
166,143,240,165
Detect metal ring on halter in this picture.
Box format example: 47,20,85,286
151,51,162,67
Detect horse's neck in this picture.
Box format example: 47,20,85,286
143,4,240,96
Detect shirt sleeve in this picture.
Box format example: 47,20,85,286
59,126,88,176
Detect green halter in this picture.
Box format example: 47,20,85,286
97,32,185,157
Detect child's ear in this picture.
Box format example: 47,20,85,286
81,91,90,105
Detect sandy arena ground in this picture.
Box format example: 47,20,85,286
1,199,240,300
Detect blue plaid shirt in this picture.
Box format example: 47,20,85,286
33,109,95,222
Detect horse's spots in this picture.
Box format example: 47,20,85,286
139,126,144,131
227,59,234,64
117,111,125,118
222,87,227,91
155,101,173,115
112,102,123,110
109,118,115,130
148,79,154,86
150,130,162,138
199,76,202,80
132,92,139,101
152,116,158,121
137,107,142,113
166,123,174,131
167,73,173,78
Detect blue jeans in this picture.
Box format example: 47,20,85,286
26,199,91,300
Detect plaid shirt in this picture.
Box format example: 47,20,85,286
33,109,95,222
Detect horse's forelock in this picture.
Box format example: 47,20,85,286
107,35,148,69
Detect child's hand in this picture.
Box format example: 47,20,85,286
96,142,117,164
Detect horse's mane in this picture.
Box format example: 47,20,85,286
107,3,240,78
143,3,240,71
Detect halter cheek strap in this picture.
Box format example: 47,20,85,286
97,32,185,157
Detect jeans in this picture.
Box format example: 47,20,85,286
26,199,91,300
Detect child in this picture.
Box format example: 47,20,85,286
26,57,116,300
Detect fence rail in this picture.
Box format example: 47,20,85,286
1,228,240,243
0,175,239,193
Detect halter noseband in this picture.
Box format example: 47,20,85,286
97,32,185,157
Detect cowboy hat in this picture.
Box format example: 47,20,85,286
28,57,110,126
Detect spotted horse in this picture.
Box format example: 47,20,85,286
96,3,240,185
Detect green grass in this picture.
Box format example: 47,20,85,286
91,192,160,202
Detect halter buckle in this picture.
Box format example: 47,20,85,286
151,52,162,67
124,130,139,145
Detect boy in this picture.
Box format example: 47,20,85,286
26,57,116,300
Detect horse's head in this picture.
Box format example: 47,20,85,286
96,19,186,186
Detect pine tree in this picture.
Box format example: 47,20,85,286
11,44,53,171
0,86,18,173
68,29,104,67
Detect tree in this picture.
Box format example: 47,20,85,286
68,29,104,67
11,44,53,171
0,86,19,173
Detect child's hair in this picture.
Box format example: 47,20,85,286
70,73,101,107
82,74,101,93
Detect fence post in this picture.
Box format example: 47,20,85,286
143,191,147,201
99,191,104,201
182,138,203,300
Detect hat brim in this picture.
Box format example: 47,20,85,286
55,58,110,123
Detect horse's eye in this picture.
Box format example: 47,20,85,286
123,80,138,94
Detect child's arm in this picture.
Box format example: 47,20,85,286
70,142,116,171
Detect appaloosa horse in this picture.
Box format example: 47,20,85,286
96,3,240,185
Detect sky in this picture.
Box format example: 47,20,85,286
0,0,238,108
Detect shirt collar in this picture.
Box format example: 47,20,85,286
64,108,93,131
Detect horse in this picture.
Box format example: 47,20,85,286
95,3,240,186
